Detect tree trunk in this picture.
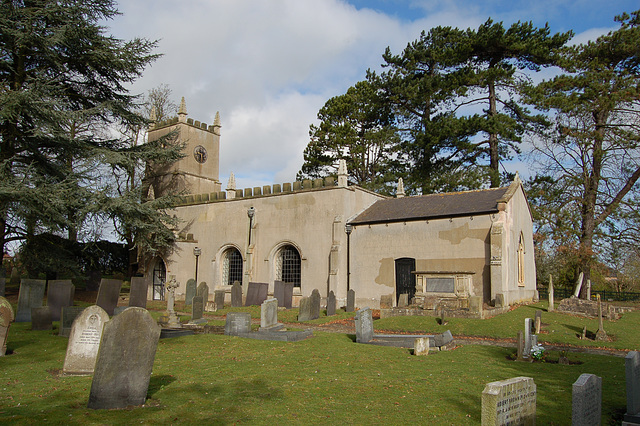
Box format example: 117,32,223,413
488,81,500,188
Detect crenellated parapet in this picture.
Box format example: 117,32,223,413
150,115,220,135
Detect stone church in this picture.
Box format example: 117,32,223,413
142,100,537,312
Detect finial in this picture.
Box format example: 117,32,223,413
148,106,157,130
338,159,348,188
213,111,221,135
397,178,405,198
227,172,236,199
514,171,521,184
178,97,187,122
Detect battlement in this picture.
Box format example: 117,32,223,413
149,116,220,135
175,176,339,207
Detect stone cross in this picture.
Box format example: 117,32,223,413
165,276,181,328
548,274,554,312
595,294,607,341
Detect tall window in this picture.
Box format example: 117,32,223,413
222,248,243,285
152,260,166,300
276,245,301,287
517,233,525,286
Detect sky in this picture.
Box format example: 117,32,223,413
108,0,639,190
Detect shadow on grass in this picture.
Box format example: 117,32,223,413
147,374,177,397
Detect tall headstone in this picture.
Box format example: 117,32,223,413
310,289,321,320
214,290,225,310
224,312,251,336
326,290,336,316
189,296,205,324
573,272,584,298
0,277,5,298
355,307,374,343
63,305,110,375
46,280,75,321
87,307,161,409
572,373,601,426
231,281,243,307
524,318,533,358
297,297,312,322
0,296,15,356
197,282,209,303
15,279,46,322
586,279,591,300
534,310,542,334
595,294,607,341
346,289,355,312
59,306,85,337
185,279,197,306
273,280,293,308
245,282,269,306
481,376,536,425
128,277,148,308
548,275,555,312
95,279,122,316
31,306,52,330
625,351,640,423
516,330,524,361
260,298,278,329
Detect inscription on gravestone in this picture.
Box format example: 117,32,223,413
128,277,148,308
355,307,374,343
189,296,206,324
326,291,336,316
185,279,197,306
224,312,252,336
95,279,122,316
245,282,269,306
260,298,278,329
15,279,46,322
414,337,429,356
231,281,243,307
47,280,75,321
63,305,110,375
572,373,601,426
0,296,15,356
481,376,536,425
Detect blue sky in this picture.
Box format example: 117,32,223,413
108,0,639,190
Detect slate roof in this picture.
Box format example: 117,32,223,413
349,186,512,225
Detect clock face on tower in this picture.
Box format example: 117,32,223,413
193,145,208,164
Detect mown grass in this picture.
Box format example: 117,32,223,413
0,321,628,425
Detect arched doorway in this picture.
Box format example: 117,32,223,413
152,259,166,300
395,257,416,304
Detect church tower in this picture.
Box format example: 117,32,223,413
146,97,222,197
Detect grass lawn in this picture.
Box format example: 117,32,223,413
0,313,630,425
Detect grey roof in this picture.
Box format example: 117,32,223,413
349,186,511,225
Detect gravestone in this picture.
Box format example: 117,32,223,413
31,306,52,330
15,279,46,322
189,296,206,324
185,279,197,306
380,294,393,309
586,279,591,300
164,276,181,328
355,307,374,343
0,277,5,297
481,376,536,425
310,289,321,320
572,373,601,426
346,289,355,312
63,305,110,375
260,298,278,329
297,297,312,322
95,279,122,316
398,293,409,308
0,296,15,356
128,277,148,308
231,281,243,307
245,282,269,306
548,275,555,312
534,310,542,334
595,294,607,341
414,337,429,356
495,293,505,308
625,351,640,423
326,291,336,316
87,307,161,409
46,280,75,321
197,282,209,303
517,330,525,360
524,318,533,358
59,306,85,337
214,290,225,310
274,280,293,308
469,296,482,314
573,272,584,297
113,306,127,316
224,312,252,336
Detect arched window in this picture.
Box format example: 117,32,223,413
152,259,166,300
276,245,301,287
222,247,243,285
517,233,525,286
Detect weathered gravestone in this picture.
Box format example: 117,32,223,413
47,280,75,321
524,317,533,358
197,282,209,304
31,306,52,330
310,289,321,320
625,351,640,423
548,274,555,312
355,307,374,343
534,310,542,334
185,279,197,306
95,279,122,316
63,305,110,375
260,298,279,330
516,330,525,361
481,376,536,425
469,296,482,314
273,280,293,308
326,290,336,316
398,293,409,308
128,277,148,308
59,306,85,337
414,337,429,356
214,290,225,310
572,373,601,426
346,289,355,312
224,312,252,336
297,296,312,322
189,296,206,324
0,277,5,298
595,294,607,341
231,281,243,307
245,282,269,306
87,307,161,409
0,296,15,356
15,279,46,322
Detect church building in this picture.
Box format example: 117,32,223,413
142,100,537,312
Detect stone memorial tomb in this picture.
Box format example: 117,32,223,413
95,279,122,316
214,290,225,310
245,282,268,306
310,289,321,320
197,282,209,303
31,306,52,330
355,307,374,343
0,296,15,356
59,306,85,337
63,305,110,375
482,376,536,425
273,280,293,308
15,279,46,322
47,280,75,321
626,351,640,423
414,337,429,356
346,289,355,312
185,279,197,306
128,277,148,308
326,290,336,316
224,312,252,336
572,373,601,426
231,281,243,307
87,307,161,409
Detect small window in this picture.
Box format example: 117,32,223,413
222,248,243,285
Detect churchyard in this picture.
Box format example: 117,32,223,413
0,282,638,424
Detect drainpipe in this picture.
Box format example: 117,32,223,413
345,224,353,292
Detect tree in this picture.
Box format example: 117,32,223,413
526,10,640,297
0,0,181,275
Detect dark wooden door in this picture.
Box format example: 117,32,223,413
395,258,416,304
